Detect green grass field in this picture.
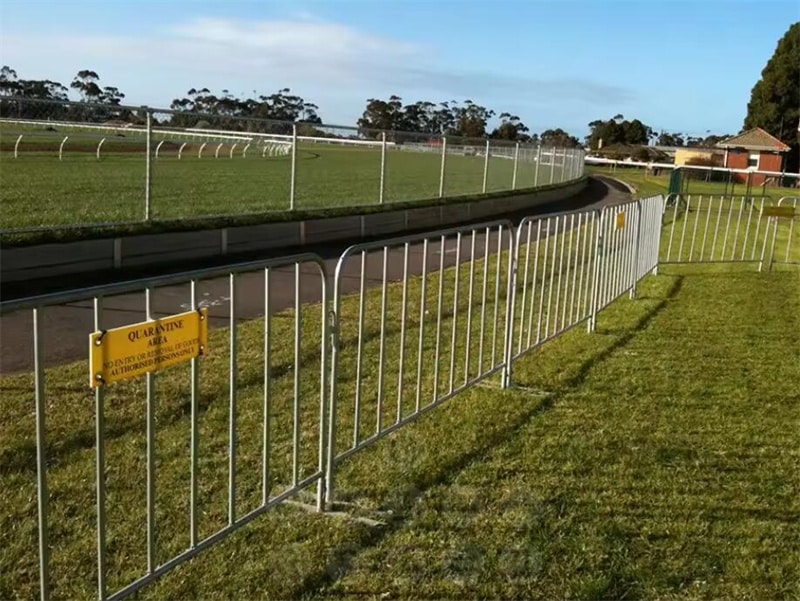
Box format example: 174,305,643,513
0,126,562,230
2,214,799,600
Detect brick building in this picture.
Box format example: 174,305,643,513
716,128,790,185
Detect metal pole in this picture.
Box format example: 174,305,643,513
289,123,297,210
630,203,643,299
438,136,447,197
482,139,490,193
512,142,520,190
534,145,542,187
379,131,387,204
145,109,152,221
33,308,50,601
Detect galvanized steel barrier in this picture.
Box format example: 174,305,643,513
661,193,799,271
765,196,799,270
325,221,516,503
15,192,791,600
1,255,330,601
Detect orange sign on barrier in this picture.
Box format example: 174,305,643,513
89,309,208,388
616,212,626,229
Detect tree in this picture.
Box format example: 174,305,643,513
539,128,581,148
70,69,102,102
357,95,403,136
490,113,531,141
657,132,684,147
743,22,800,172
586,115,655,148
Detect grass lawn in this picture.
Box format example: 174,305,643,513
0,127,562,230
2,240,798,599
588,165,800,201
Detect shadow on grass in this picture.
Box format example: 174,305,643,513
288,275,686,599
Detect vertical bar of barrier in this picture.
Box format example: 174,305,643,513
353,251,366,446
262,269,272,503
438,137,447,197
534,145,542,187
502,224,517,388
94,297,107,600
292,263,302,485
527,220,543,349
536,218,551,343
379,131,387,204
588,211,603,332
145,288,156,573
33,307,50,601
568,214,579,325
316,264,329,513
517,222,532,353
478,228,490,373
464,231,477,384
482,139,490,193
448,233,462,394
376,247,389,430
289,124,297,210
228,274,237,524
433,235,446,399
415,239,429,412
545,216,559,336
145,110,152,221
190,280,199,546
630,204,642,298
397,243,410,422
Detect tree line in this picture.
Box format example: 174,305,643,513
585,114,731,149
356,95,582,145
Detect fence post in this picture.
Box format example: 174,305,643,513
438,136,447,197
379,131,387,204
534,145,542,187
512,142,520,190
14,134,22,158
630,202,643,299
482,139,490,193
549,148,556,185
145,109,152,221
289,123,298,210
588,209,604,332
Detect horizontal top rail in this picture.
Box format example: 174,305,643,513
0,252,326,314
586,156,800,180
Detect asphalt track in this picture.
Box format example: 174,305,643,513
0,176,631,374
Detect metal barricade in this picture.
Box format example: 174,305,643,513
637,195,665,278
509,207,600,364
661,194,776,266
589,200,643,326
325,221,516,505
0,254,329,601
763,196,799,271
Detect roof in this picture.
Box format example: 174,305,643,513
716,127,790,152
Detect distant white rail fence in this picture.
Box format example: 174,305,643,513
0,95,586,229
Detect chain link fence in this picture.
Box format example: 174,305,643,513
0,96,586,231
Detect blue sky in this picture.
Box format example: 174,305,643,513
0,0,797,138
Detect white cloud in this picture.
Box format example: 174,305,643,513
0,16,634,127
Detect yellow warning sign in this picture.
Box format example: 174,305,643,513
89,309,208,388
762,206,796,218
616,212,626,229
